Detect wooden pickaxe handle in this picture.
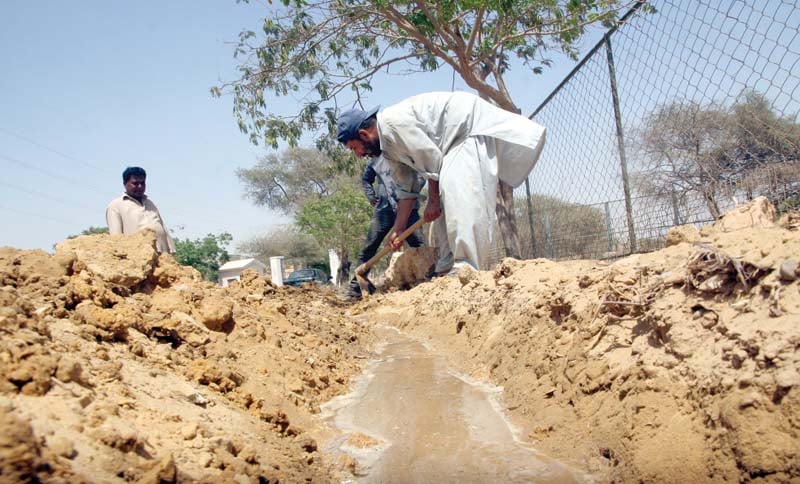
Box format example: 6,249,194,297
355,217,427,276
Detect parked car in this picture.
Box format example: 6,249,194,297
284,268,329,287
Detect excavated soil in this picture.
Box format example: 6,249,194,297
0,231,374,483
1,198,798,483
360,199,800,483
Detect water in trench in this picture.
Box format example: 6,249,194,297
321,325,589,483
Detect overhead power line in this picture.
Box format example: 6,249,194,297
0,180,95,210
0,153,107,193
0,127,115,175
0,204,75,225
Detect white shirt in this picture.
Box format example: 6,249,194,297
106,194,176,253
376,91,546,198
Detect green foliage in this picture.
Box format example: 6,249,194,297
68,226,109,239
295,184,373,271
237,147,366,214
218,0,634,151
174,232,233,282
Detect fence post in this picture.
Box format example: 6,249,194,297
544,212,553,259
605,36,637,253
670,189,681,226
525,178,537,257
604,201,614,253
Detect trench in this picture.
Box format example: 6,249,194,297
321,325,589,483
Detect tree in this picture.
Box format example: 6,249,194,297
237,224,327,267
512,194,608,259
237,147,362,214
634,101,732,219
634,92,800,219
729,91,800,169
174,232,233,282
295,185,372,284
67,226,109,239
216,0,642,258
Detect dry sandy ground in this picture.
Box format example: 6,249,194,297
361,198,800,483
1,197,798,483
0,230,374,483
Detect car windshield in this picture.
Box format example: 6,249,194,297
287,269,315,280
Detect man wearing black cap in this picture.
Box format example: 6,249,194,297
336,91,546,272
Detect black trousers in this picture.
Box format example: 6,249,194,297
349,206,424,294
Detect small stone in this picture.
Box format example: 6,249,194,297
78,394,93,408
48,436,76,459
234,474,252,484
198,452,213,468
297,436,317,453
130,342,146,357
775,368,800,389
778,260,798,282
181,422,198,440
187,393,208,407
139,454,176,483
738,392,761,409
55,357,83,384
457,266,477,285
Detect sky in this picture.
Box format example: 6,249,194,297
0,1,600,253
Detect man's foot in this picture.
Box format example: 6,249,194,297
426,260,474,279
425,266,450,279
451,260,476,273
341,285,362,301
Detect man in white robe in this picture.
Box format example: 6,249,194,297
336,91,546,271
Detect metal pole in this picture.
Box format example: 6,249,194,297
544,212,553,259
605,36,637,253
604,201,614,253
525,178,537,257
530,0,647,119
670,189,681,226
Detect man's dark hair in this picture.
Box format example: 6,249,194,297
122,166,146,183
361,116,377,131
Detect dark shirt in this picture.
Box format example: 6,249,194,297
361,156,423,212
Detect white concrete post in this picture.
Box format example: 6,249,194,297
328,249,341,285
269,256,285,286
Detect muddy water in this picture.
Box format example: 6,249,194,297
322,326,587,483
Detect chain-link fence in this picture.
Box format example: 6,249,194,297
488,0,800,266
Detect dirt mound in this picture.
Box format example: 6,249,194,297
3,200,798,483
363,199,800,483
0,231,372,482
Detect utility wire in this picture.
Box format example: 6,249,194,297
0,153,107,193
0,153,234,231
0,127,115,175
0,180,96,210
0,204,75,225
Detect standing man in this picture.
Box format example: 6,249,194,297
106,166,176,254
346,154,425,299
336,91,546,271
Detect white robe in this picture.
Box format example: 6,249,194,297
376,91,546,269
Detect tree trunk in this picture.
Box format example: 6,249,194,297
470,79,523,261
703,189,722,219
496,181,521,259
337,249,350,286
